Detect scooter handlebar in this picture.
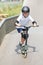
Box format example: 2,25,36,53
23,25,39,29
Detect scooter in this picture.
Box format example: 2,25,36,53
20,25,39,58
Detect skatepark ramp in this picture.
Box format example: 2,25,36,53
0,15,18,45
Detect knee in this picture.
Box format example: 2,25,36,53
21,33,29,39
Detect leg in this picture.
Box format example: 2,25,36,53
21,36,25,44
19,30,28,46
21,33,29,45
19,33,26,46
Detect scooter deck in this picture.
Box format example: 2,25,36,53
20,45,28,58
21,45,28,51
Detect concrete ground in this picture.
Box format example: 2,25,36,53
0,26,43,65
0,0,43,65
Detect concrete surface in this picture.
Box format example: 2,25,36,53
0,26,43,65
0,0,43,65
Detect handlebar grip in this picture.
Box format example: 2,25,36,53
34,25,39,27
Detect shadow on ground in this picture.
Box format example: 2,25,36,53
15,44,37,54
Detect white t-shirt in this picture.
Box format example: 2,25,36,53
16,13,34,28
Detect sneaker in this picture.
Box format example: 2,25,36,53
19,42,22,46
21,50,25,54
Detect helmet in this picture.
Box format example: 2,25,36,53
22,6,30,13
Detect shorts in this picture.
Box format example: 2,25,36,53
17,28,29,39
17,28,22,33
17,28,26,33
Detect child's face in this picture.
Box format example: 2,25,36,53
23,12,29,18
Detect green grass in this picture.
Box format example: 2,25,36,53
0,3,22,17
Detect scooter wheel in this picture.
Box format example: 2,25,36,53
23,52,27,58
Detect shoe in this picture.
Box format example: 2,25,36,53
19,42,22,46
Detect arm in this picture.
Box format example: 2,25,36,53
29,15,37,26
14,21,21,27
14,13,23,27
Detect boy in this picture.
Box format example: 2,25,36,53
15,6,37,46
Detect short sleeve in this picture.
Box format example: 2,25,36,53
17,13,22,22
29,15,34,22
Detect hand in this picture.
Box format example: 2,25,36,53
33,23,37,26
32,21,37,27
32,23,39,27
17,24,21,27
15,23,21,27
